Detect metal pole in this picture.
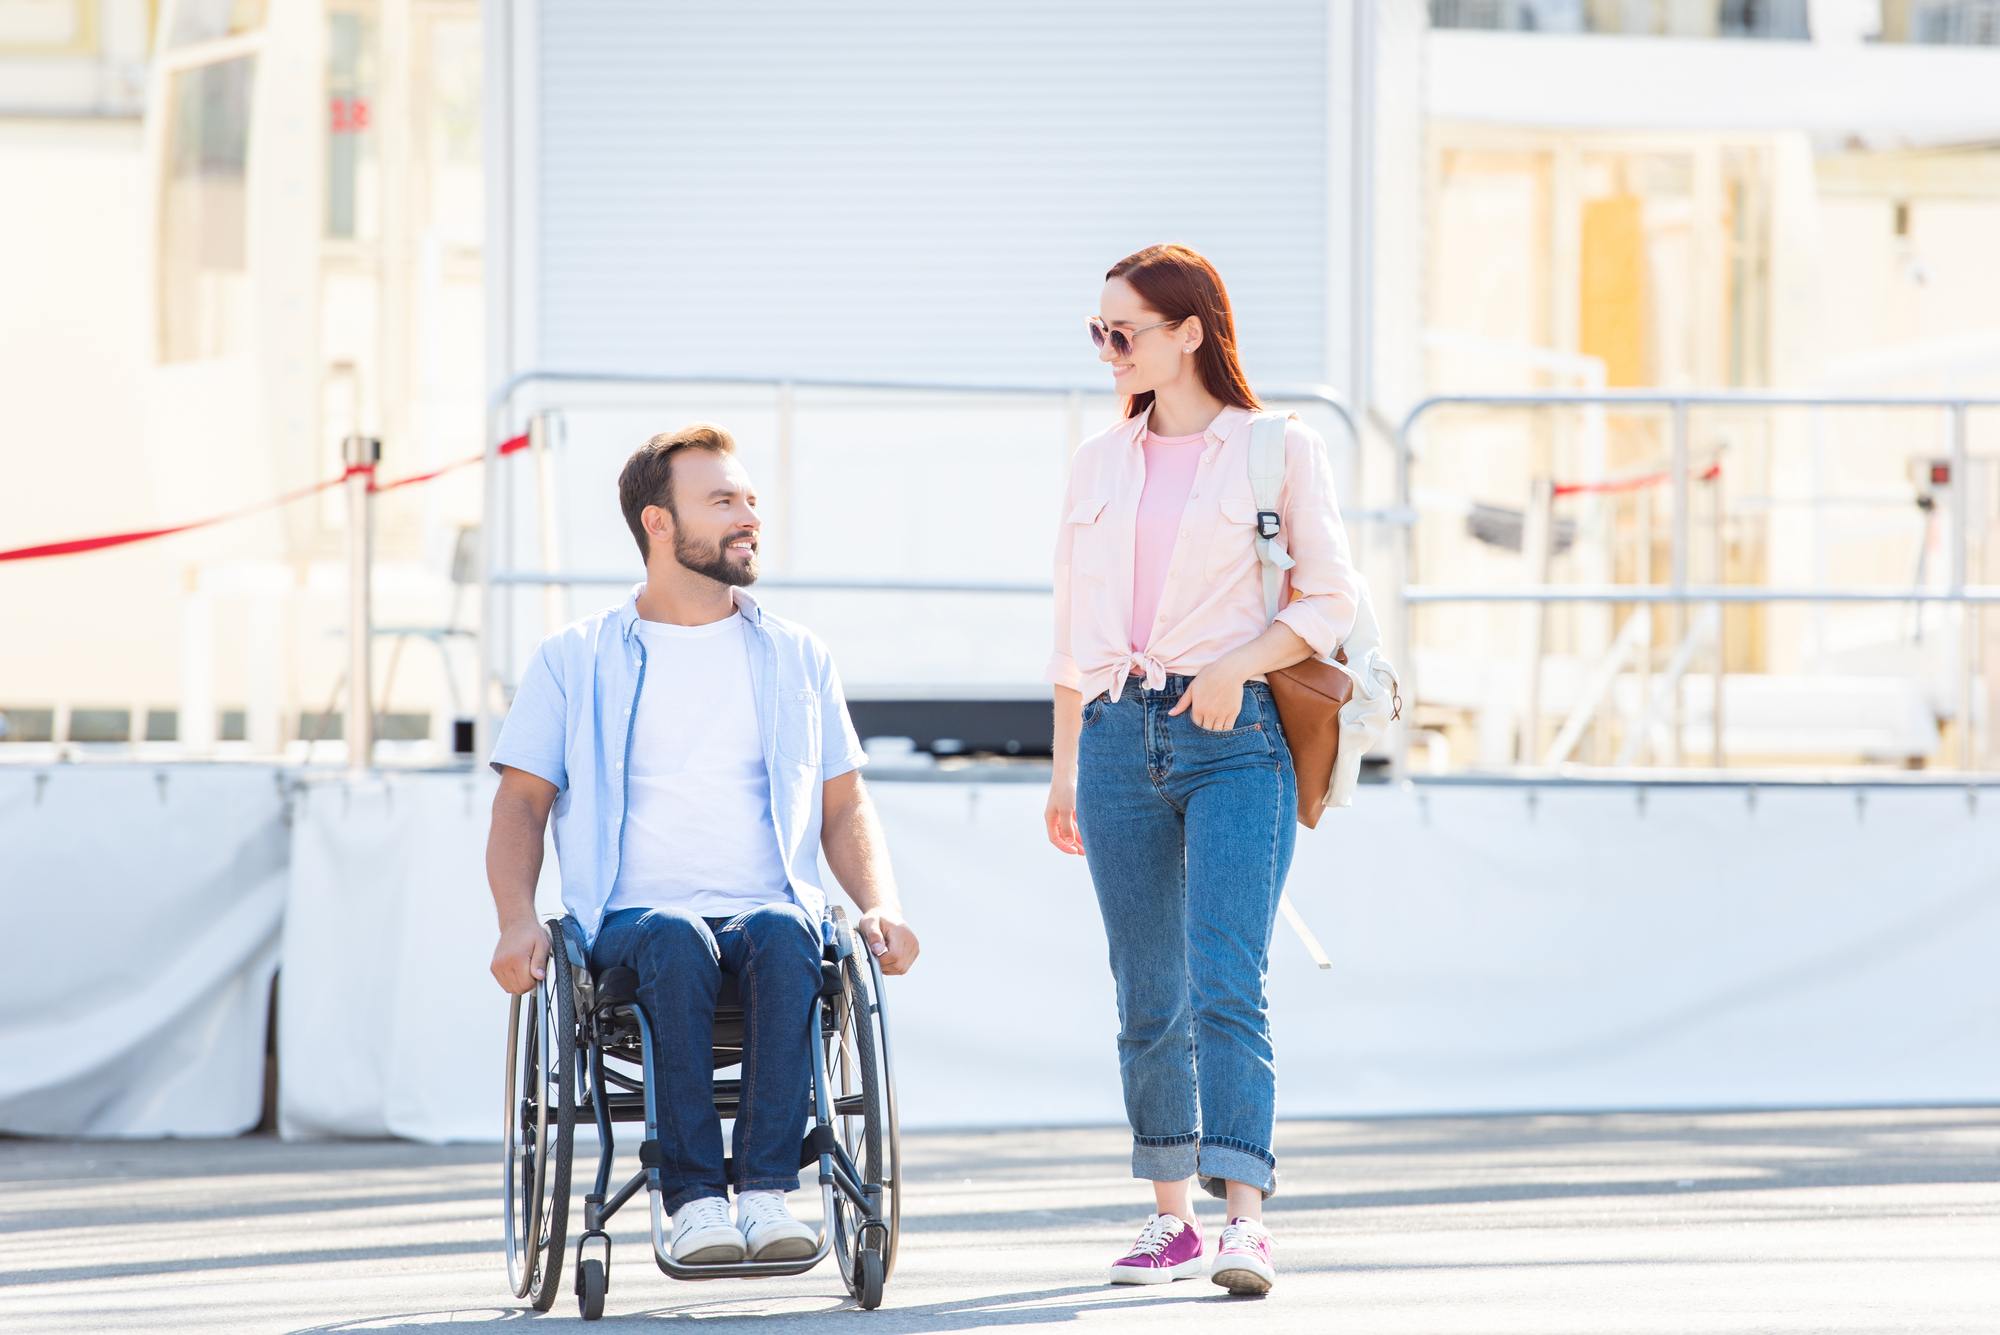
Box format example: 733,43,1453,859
342,433,380,771
1669,401,1689,766
1391,408,1415,775
1951,404,1972,770
530,412,562,633
502,407,517,720
1711,460,1726,768
477,403,507,761
1519,478,1555,763
1634,480,1653,764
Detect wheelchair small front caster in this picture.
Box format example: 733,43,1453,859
576,1256,606,1320
857,1247,885,1311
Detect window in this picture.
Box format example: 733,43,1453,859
158,56,256,362
168,0,267,49
326,10,379,241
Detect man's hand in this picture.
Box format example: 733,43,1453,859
491,919,551,995
1167,661,1250,731
855,909,920,976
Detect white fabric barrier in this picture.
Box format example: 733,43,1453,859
279,770,2000,1141
0,764,286,1137
865,779,2000,1123
278,771,559,1140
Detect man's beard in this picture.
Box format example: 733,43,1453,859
674,528,759,586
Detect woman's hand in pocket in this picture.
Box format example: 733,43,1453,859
1045,777,1085,856
1168,663,1249,731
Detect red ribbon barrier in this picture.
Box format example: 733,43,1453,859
1553,461,1721,498
0,433,531,564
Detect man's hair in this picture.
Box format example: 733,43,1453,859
618,423,736,560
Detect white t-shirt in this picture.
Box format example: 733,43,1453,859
605,612,792,918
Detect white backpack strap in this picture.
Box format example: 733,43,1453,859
1248,414,1295,624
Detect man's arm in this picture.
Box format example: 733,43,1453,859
821,769,919,975
488,765,560,994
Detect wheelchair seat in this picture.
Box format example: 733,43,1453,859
593,965,742,1011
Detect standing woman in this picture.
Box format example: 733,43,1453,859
1043,244,1360,1295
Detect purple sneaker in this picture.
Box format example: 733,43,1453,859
1210,1217,1276,1295
1108,1213,1204,1284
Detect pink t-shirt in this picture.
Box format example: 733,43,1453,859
1128,429,1208,651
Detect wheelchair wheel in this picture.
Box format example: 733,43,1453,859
501,921,576,1311
828,918,900,1300
576,1257,606,1321
857,1247,885,1311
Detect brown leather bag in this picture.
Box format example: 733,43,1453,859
1268,649,1353,829
1247,413,1364,829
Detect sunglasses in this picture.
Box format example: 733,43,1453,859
1088,315,1183,359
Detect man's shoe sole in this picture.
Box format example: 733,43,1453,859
672,1234,748,1265
746,1231,817,1262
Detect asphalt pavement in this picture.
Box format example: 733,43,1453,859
2,1108,1995,1334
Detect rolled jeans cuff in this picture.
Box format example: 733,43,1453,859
1197,1137,1277,1200
1131,1131,1199,1183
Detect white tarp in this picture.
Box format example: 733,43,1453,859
277,769,2000,1142
0,764,286,1137
278,771,559,1140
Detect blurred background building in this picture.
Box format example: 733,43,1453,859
5,0,1998,773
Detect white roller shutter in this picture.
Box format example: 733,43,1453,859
525,0,1337,387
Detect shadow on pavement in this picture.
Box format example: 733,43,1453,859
289,1283,1242,1332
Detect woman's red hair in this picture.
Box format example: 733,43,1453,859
1105,243,1261,419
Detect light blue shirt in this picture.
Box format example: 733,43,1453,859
490,585,868,947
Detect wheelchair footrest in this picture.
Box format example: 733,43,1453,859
632,1126,841,1179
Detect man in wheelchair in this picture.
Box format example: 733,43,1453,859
485,423,920,1269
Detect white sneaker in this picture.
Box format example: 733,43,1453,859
736,1189,817,1261
670,1195,746,1264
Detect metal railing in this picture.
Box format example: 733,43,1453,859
1912,0,2000,43
1429,0,1813,38
1396,392,2000,773
479,371,1363,750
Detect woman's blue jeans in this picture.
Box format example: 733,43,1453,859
1076,674,1297,1199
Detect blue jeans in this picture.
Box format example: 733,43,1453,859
591,903,821,1214
1076,674,1297,1200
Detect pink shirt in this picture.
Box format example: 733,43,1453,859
1129,429,1207,651
1046,404,1361,705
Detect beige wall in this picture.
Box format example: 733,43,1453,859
0,119,185,711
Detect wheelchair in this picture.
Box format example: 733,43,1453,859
501,905,899,1318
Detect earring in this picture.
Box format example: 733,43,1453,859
1183,347,1194,355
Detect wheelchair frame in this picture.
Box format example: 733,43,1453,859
502,904,899,1318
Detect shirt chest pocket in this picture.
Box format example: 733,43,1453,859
1211,490,1263,579
776,687,823,766
1065,497,1112,579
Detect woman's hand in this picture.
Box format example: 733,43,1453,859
1045,775,1084,856
1168,661,1250,731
